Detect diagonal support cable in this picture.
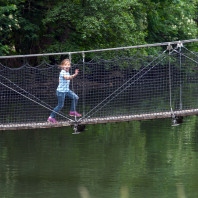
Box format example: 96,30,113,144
78,49,170,121
173,49,198,65
182,46,198,58
0,76,74,122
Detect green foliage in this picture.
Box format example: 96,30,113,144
42,0,147,52
144,0,198,43
0,2,18,55
0,0,197,56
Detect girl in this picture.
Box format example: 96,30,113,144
48,59,81,123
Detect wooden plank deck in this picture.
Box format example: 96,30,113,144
1,108,198,131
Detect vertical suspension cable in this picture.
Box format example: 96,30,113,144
78,46,174,121
78,48,170,121
69,53,77,122
82,52,85,118
23,57,27,66
168,44,174,115
179,46,182,110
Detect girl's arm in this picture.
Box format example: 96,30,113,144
63,69,79,80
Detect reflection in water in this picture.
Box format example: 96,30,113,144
0,116,198,198
78,186,129,198
176,183,186,198
78,186,91,198
120,186,129,198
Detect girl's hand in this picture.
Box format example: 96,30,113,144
75,69,79,75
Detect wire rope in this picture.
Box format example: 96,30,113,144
69,54,77,122
1,39,198,59
78,48,170,121
80,46,180,121
173,50,198,65
0,76,74,122
182,46,198,58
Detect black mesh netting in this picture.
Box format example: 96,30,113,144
0,45,198,129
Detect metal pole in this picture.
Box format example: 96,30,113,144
167,44,173,112
82,53,85,118
179,46,183,110
69,53,77,122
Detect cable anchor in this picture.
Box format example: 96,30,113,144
167,43,173,51
177,41,183,48
72,121,86,134
171,115,180,127
171,113,183,127
72,122,81,134
82,52,85,60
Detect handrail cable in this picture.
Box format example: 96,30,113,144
0,39,198,59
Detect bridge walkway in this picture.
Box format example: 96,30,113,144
1,108,197,131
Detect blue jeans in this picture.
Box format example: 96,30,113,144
50,90,79,118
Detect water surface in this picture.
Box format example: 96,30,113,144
0,116,198,198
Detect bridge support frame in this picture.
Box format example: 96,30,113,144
72,122,86,134
171,115,183,126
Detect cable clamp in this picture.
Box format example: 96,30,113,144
167,43,173,51
82,52,85,59
69,53,72,62
177,41,183,48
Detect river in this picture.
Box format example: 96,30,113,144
0,116,198,198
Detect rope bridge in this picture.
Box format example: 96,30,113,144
0,39,198,133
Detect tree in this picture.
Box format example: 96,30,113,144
42,0,147,52
0,0,197,56
143,0,198,43
0,1,18,55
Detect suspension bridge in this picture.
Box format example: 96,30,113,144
0,39,198,133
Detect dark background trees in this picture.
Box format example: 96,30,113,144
0,0,197,56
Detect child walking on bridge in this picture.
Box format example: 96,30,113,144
48,59,81,123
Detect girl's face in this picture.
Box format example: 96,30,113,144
62,61,71,71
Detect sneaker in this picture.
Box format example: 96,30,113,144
47,117,58,123
69,111,82,117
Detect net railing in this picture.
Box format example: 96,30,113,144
0,40,198,129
